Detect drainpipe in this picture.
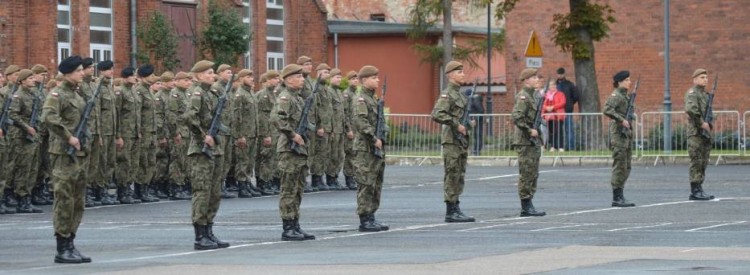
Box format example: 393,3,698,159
333,32,339,68
130,0,137,67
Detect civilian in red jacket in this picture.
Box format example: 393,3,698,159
542,80,567,152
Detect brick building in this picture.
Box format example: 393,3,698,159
503,0,750,114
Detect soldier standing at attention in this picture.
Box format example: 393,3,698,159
114,67,141,204
166,72,192,200
255,71,281,194
2,65,22,211
134,65,160,203
325,68,346,190
431,61,476,222
232,69,262,198
353,65,389,232
297,56,315,100
685,69,715,201
212,64,240,199
272,64,316,241
186,60,230,250
42,56,91,263
79,58,101,207
31,65,54,206
511,68,546,217
310,63,333,191
342,71,359,190
603,71,636,207
94,60,118,205
154,72,174,199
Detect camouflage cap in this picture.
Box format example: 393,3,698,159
281,64,304,79
174,71,190,80
316,63,331,71
692,68,707,78
191,60,215,73
444,60,463,74
297,55,312,65
31,64,48,75
217,64,232,73
16,69,34,83
330,68,342,76
346,70,358,80
4,65,20,75
519,68,538,81
237,69,253,79
160,71,174,82
358,65,379,79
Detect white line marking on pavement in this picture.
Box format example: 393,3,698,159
556,207,620,216
685,221,747,232
457,222,529,232
530,223,596,232
681,248,700,253
607,223,673,232
637,201,695,208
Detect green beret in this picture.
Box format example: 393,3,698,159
237,69,253,79
297,56,312,65
519,68,537,81
4,65,20,75
346,70,358,80
16,69,34,83
281,64,304,79
692,68,707,78
217,64,232,73
55,72,64,81
316,63,331,71
31,64,48,75
358,65,379,79
191,60,215,73
59,56,83,74
174,71,190,80
444,61,463,74
330,68,342,76
259,73,268,84
265,70,280,80
160,71,174,82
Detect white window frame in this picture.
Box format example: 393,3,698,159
57,2,72,63
242,0,252,69
266,1,284,71
89,4,113,64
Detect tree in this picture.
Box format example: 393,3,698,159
137,11,180,71
200,0,251,67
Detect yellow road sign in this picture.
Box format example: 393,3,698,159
525,30,543,57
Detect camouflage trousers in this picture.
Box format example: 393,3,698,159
309,134,329,176
610,145,632,189
688,135,711,185
277,152,308,220
442,144,468,203
9,138,39,197
326,133,345,177
169,140,188,186
354,151,385,216
86,135,103,188
343,135,355,177
255,136,277,182
137,135,157,185
51,154,87,238
155,142,171,183
190,153,224,225
515,145,540,200
115,137,138,186
234,137,257,182
36,134,50,185
221,134,233,179
98,135,116,187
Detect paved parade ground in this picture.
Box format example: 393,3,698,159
1,164,748,274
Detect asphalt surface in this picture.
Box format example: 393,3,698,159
0,164,748,274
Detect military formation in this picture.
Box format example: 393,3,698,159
0,55,718,263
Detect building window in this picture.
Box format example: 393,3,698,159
242,0,252,69
266,0,284,71
57,1,72,63
370,13,386,22
90,0,113,64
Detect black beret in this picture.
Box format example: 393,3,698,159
613,70,630,83
121,67,135,78
137,64,154,77
82,58,95,69
98,60,114,71
58,55,83,74
556,67,565,74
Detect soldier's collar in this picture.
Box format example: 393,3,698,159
692,85,706,92
124,82,134,88
62,80,78,90
83,75,93,82
200,82,212,90
242,84,253,90
448,82,461,90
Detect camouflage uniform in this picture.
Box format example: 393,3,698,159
210,79,233,183
233,84,258,184
79,76,99,192
684,84,713,199
326,85,346,187
97,77,117,189
431,82,470,203
154,87,171,187
352,87,384,216
255,86,278,184
511,85,545,216
115,83,141,195
8,84,41,199
136,83,157,189
309,81,332,183
603,87,633,189
342,86,357,181
167,85,190,188
272,84,308,219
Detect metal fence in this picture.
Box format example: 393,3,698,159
744,111,749,156
639,111,741,157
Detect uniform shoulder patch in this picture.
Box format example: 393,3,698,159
689,90,695,94
519,95,527,100
440,94,448,98
115,91,121,95
343,94,349,98
279,96,288,101
211,89,218,92
12,94,19,98
193,92,202,96
235,94,241,97
172,94,178,97
611,93,617,96
263,95,268,98
51,92,59,97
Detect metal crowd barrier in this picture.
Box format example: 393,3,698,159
743,111,749,156
639,111,741,157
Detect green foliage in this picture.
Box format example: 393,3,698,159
200,0,251,66
137,11,180,71
550,1,616,60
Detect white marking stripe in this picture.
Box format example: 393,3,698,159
685,221,747,232
458,222,529,232
530,224,596,232
607,223,673,232
556,207,620,216
637,201,695,208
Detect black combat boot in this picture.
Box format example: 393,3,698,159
169,183,191,200
17,196,43,213
326,174,345,191
88,186,102,206
206,222,230,248
98,186,117,205
520,199,546,217
271,178,281,194
312,175,328,191
220,181,238,199
245,182,262,197
118,184,141,204
193,223,219,250
293,218,315,240
345,175,357,190
258,181,275,196
32,186,48,205
611,188,635,207
689,183,714,200
0,197,16,214
370,214,389,231
236,182,251,198
281,219,305,241
137,184,159,203
155,181,169,199
225,176,239,192
54,235,82,264
445,201,475,222
358,214,381,232
69,233,91,263
4,188,18,207
698,184,715,200
84,188,95,208
303,180,315,193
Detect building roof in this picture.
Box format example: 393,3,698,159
328,20,502,36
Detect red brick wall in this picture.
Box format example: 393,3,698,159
285,0,329,68
504,0,750,114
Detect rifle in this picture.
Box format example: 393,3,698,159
66,80,104,160
290,78,321,155
373,77,387,158
702,73,718,139
201,74,235,158
621,78,639,137
454,80,477,148
530,77,550,146
26,80,45,142
0,84,19,137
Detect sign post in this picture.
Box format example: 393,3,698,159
524,30,543,68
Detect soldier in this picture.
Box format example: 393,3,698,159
31,64,53,206
511,68,546,217
342,71,359,190
42,55,91,263
54,73,64,88
255,71,281,195
94,60,118,205
114,67,142,204
233,69,264,198
297,56,315,100
79,58,102,207
211,64,241,198
325,68,347,190
154,72,174,199
431,61,476,222
685,69,715,201
603,70,636,207
1,65,22,211
186,60,230,250
166,72,192,200
272,64,316,241
353,65,389,232
309,63,334,191
134,64,160,203
7,69,44,213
